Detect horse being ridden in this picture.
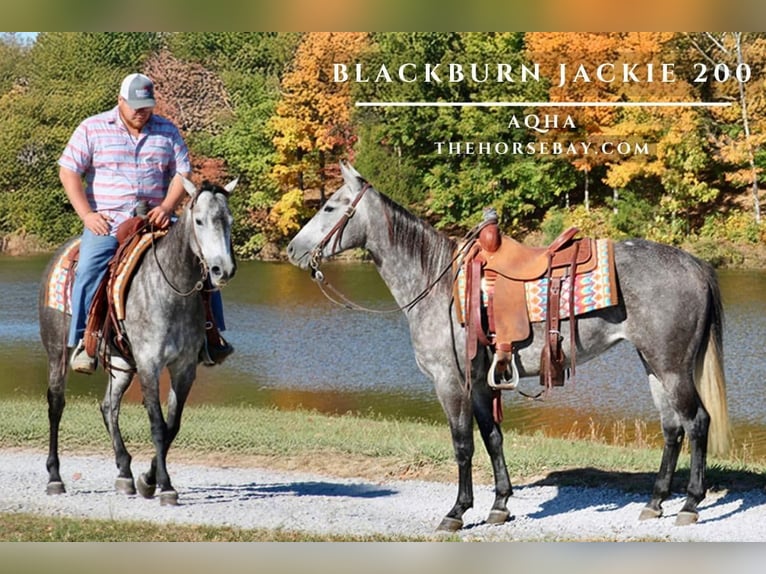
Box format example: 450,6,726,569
39,177,237,505
287,162,731,530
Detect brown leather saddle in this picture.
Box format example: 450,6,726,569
71,217,160,360
461,214,603,390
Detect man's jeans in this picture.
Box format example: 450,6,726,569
67,228,226,348
67,229,118,348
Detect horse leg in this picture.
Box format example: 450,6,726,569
435,375,475,531
472,353,512,525
639,374,701,522
675,403,710,525
45,357,67,495
135,370,173,503
100,366,136,495
151,363,196,506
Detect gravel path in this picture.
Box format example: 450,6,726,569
2,450,766,541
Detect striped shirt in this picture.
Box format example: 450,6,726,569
58,106,191,234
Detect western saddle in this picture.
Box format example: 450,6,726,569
62,216,225,368
460,209,599,392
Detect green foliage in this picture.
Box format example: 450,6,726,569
700,211,764,244
610,189,656,238
354,125,424,208
0,187,79,245
1,32,765,256
688,239,745,268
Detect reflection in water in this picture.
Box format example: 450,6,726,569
3,254,766,457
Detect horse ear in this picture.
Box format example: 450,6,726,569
181,176,198,198
347,163,363,180
339,161,363,186
339,161,352,182
223,178,238,194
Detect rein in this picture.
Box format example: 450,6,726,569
151,191,219,298
308,185,481,314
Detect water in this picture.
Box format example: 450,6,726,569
3,254,766,456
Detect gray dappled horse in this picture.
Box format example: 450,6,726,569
39,178,237,505
287,162,731,530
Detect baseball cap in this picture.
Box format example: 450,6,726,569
119,73,156,109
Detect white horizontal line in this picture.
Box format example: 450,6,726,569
356,101,732,108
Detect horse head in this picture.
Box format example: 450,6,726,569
287,161,370,270
181,177,237,287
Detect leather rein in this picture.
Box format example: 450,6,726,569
308,183,478,314
152,189,227,297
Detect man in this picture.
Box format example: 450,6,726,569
60,73,232,374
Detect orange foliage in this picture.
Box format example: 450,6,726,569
271,32,370,193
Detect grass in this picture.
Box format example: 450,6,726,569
0,512,433,542
2,396,765,541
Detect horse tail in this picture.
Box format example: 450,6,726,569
695,267,732,457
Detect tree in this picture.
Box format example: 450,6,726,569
271,32,369,205
686,32,766,224
526,32,627,210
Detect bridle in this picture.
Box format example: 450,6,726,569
309,182,371,273
308,182,479,314
153,188,228,297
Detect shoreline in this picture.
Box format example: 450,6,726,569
3,232,766,270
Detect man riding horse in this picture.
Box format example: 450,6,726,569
59,73,232,373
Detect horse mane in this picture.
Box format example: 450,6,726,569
198,180,230,196
375,188,457,279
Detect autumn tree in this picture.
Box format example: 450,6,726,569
271,32,369,207
165,32,300,256
526,32,626,210
686,32,766,225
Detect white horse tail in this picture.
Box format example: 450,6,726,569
695,273,732,457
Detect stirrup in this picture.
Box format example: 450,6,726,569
488,352,519,390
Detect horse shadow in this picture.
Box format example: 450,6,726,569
184,480,397,505
521,467,766,524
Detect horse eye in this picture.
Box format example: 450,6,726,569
194,218,203,225
323,205,334,213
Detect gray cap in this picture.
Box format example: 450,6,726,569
119,73,156,109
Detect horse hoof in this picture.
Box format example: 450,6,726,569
46,481,65,495
136,473,156,499
638,506,662,521
114,477,136,495
486,509,511,525
159,490,179,506
675,511,698,526
436,517,463,532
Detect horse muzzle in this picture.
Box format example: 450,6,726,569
208,260,236,287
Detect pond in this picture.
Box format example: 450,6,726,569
2,253,766,456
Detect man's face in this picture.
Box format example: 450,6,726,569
118,97,154,131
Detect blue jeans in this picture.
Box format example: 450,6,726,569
67,228,227,347
67,229,118,347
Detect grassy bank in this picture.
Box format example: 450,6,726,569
2,397,765,541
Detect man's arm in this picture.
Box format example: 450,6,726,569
147,172,191,228
59,165,111,235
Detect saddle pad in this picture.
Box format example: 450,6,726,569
455,238,617,324
524,238,617,321
112,231,166,321
45,239,81,314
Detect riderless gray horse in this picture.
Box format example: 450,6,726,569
287,162,731,530
39,177,237,505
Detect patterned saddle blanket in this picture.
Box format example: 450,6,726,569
44,218,168,356
455,225,619,388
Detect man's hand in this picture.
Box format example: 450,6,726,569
83,212,112,236
147,205,173,229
